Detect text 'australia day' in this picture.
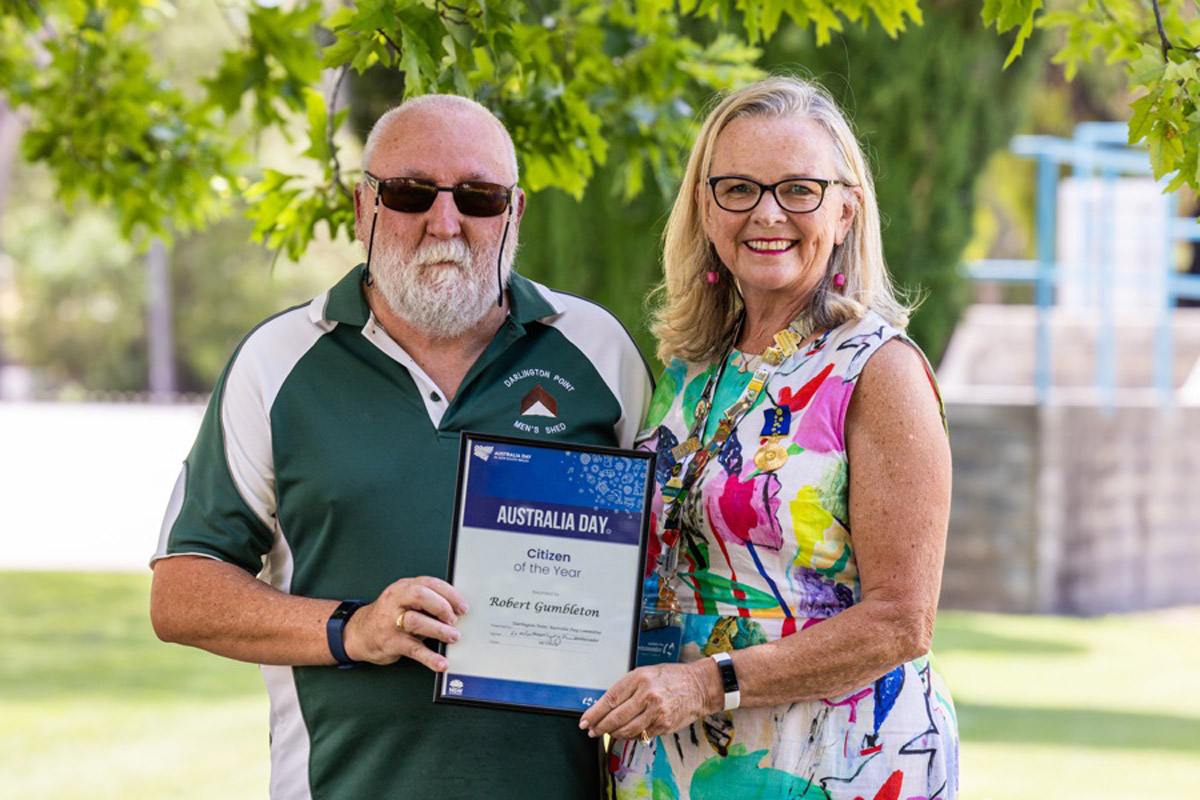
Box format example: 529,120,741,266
495,504,611,535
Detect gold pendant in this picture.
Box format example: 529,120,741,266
753,436,789,472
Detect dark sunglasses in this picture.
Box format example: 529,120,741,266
364,172,513,217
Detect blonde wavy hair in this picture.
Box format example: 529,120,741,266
650,75,911,364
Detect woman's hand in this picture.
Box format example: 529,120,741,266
579,661,720,740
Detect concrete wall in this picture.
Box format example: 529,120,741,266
942,403,1041,613
943,401,1200,615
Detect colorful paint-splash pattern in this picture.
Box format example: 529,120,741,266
611,312,958,799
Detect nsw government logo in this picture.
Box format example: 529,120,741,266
448,678,464,696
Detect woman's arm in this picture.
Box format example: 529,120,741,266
580,339,951,740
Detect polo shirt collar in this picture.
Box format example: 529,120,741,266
319,264,372,326
312,264,563,328
507,271,561,324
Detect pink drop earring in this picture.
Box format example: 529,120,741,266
706,270,719,284
833,274,846,289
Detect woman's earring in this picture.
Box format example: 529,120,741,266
833,274,846,288
706,270,719,284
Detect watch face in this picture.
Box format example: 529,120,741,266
715,654,738,692
334,600,363,620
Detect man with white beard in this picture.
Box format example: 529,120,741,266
150,95,652,799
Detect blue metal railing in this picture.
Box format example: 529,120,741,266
965,122,1200,406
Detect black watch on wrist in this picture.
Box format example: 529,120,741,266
326,600,365,669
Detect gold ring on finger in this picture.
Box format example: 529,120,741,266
396,610,408,632
639,730,652,745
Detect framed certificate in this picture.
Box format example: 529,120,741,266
434,432,655,716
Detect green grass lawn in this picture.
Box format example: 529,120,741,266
2,572,1197,799
933,607,1200,799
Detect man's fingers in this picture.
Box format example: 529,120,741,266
399,581,466,625
396,609,460,644
403,586,456,625
401,637,448,672
413,576,469,615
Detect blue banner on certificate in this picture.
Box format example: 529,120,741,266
434,432,654,716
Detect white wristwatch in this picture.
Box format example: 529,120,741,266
710,651,741,711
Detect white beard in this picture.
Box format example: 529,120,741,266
371,232,514,339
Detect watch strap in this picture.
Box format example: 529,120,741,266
327,600,365,669
710,650,740,711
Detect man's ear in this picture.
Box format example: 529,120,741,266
513,188,526,225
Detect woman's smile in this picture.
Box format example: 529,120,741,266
743,238,798,254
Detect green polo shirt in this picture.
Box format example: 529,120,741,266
154,266,653,799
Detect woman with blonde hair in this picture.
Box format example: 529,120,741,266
580,76,958,799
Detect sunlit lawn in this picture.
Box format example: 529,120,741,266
934,607,1200,800
0,572,268,800
2,572,1197,799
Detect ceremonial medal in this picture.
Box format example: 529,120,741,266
671,437,701,460
754,406,792,472
754,436,789,471
760,406,791,437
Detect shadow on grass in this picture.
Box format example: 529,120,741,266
0,571,262,701
958,702,1200,753
933,616,1085,656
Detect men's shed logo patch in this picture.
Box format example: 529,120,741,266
520,385,558,418
502,366,575,435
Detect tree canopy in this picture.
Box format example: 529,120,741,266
2,0,1196,258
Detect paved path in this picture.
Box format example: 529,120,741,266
0,402,205,571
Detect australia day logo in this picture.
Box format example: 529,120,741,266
472,444,494,462
502,365,576,436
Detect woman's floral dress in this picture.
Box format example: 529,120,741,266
610,311,958,800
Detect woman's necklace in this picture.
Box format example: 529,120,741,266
730,318,816,374
651,317,813,617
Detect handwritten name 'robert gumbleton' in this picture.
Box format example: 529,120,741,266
495,504,610,534
488,596,600,618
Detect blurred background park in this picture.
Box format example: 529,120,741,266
2,1,1199,798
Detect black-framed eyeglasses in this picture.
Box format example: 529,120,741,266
707,175,848,214
364,172,514,217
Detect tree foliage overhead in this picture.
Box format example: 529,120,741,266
984,0,1200,190
3,0,1200,392
514,0,1044,364
3,1,1196,255
3,0,915,258
2,1,1199,255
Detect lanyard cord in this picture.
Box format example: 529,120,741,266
655,320,803,604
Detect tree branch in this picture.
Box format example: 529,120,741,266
435,0,478,24
376,27,401,54
1152,0,1172,59
1093,0,1119,27
327,65,353,204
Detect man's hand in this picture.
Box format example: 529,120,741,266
343,576,469,672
